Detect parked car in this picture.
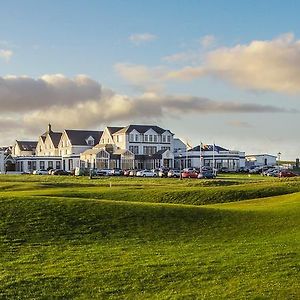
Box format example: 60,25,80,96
129,170,138,177
48,169,55,175
95,169,110,176
33,169,49,175
158,168,169,177
279,170,298,177
197,171,215,179
136,169,158,177
181,170,198,178
52,169,70,175
167,169,181,178
219,167,230,173
123,169,131,176
111,168,124,176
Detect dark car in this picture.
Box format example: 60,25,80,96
111,168,124,176
279,170,298,177
52,169,70,175
198,171,215,179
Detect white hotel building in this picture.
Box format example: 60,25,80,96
9,124,245,173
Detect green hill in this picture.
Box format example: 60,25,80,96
0,175,299,299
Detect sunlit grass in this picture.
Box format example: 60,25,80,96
0,174,299,299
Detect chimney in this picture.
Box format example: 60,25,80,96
48,123,52,133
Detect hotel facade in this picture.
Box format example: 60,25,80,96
6,124,246,173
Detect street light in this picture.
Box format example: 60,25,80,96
277,152,281,167
179,150,182,180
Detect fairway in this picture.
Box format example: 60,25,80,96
0,174,299,299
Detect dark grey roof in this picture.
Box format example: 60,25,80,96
188,144,228,152
107,127,124,135
16,141,37,151
114,125,172,135
49,132,62,148
152,149,168,159
65,130,103,146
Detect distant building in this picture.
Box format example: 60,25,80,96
175,144,245,171
246,154,277,167
10,123,246,173
12,140,37,157
81,124,175,169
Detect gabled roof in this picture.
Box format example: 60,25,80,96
152,149,168,159
106,127,124,135
188,144,228,152
114,124,172,135
65,130,103,146
48,132,62,148
16,141,37,151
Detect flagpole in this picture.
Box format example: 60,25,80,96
212,142,215,172
200,142,202,174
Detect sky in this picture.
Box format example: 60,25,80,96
0,0,300,160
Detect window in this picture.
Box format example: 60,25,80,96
154,135,157,142
56,161,61,169
116,135,119,142
143,146,157,155
167,136,171,143
162,135,166,143
129,145,139,154
144,135,148,142
129,134,134,142
135,134,139,142
87,139,94,146
48,161,53,169
40,161,45,169
149,135,153,142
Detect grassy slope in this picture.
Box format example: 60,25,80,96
0,175,299,299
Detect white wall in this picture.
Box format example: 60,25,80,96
0,151,5,173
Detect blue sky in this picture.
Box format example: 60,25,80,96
0,0,300,159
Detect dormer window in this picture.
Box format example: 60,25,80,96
86,136,95,146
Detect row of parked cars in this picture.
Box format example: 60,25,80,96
261,167,298,177
32,169,70,175
90,167,216,179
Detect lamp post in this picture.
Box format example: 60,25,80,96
179,150,182,180
277,152,281,167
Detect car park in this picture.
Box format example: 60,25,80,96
136,169,157,177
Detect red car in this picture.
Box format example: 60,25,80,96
181,171,199,178
279,170,298,177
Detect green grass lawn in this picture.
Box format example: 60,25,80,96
0,174,299,299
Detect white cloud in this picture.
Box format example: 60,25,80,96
114,63,167,92
0,49,13,62
129,33,157,45
168,33,300,94
0,73,295,147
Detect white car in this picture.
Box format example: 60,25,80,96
33,169,49,175
167,169,181,178
136,169,157,177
